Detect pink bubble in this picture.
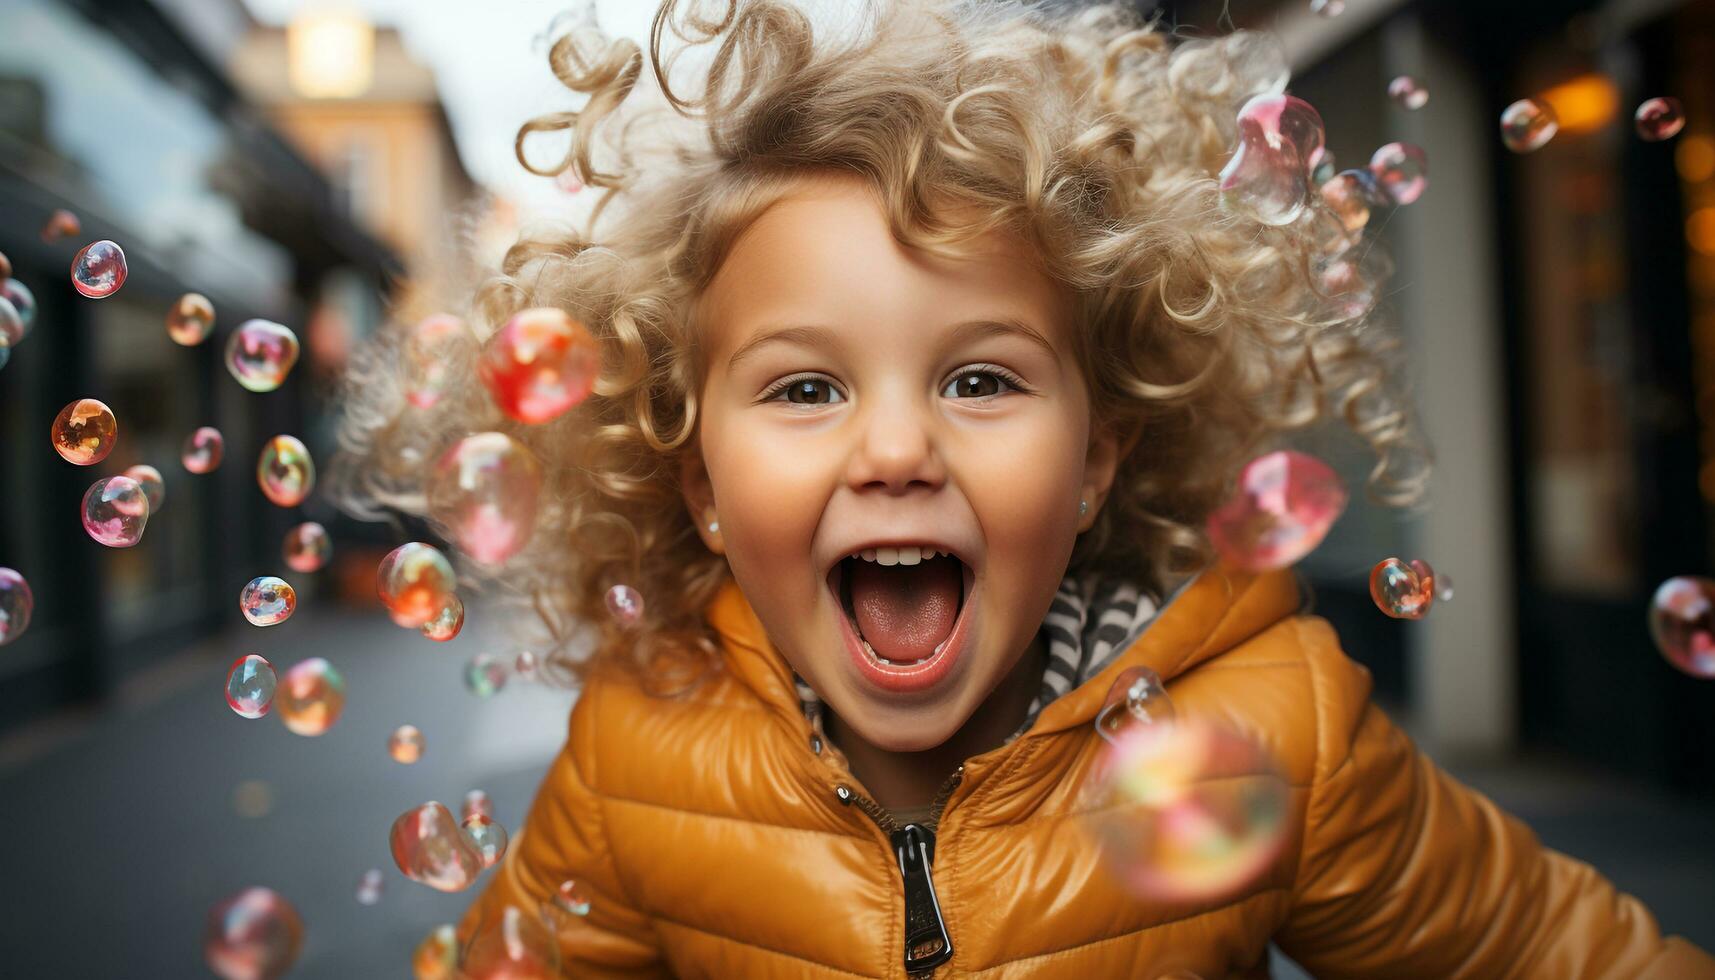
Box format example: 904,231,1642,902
1205,450,1347,572
183,426,225,474
123,464,166,514
82,475,150,547
257,435,315,508
70,239,127,299
203,887,302,980
427,432,544,566
283,522,331,573
51,398,118,466
1648,576,1715,678
226,654,278,719
478,307,600,424
226,319,301,393
1636,96,1685,142
1500,98,1558,153
1369,557,1436,620
1219,93,1327,226
0,567,34,647
605,584,644,626
1367,142,1428,206
390,801,484,892
1387,74,1428,110
2,277,36,343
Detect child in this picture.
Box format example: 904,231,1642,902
342,1,1715,976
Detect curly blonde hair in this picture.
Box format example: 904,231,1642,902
332,0,1427,692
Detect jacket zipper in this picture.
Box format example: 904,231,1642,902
836,765,964,977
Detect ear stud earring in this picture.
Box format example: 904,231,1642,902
1079,499,1088,517
708,519,719,533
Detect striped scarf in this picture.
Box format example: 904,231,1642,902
795,571,1161,742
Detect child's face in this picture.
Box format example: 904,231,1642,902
684,174,1122,752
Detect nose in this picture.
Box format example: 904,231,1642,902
844,397,946,494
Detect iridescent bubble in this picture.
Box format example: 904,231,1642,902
355,868,385,906
225,319,301,393
478,307,601,425
0,568,34,647
1387,75,1428,110
225,654,278,719
203,887,303,980
1,278,36,341
390,801,484,892
1369,557,1436,620
41,209,80,242
167,292,216,346
426,432,544,566
461,813,509,868
240,576,297,627
462,789,493,823
1319,170,1375,246
403,313,472,409
1636,97,1686,142
412,924,459,980
461,904,560,980
389,724,425,764
1367,142,1428,206
420,595,465,642
1648,576,1715,678
1309,0,1343,16
183,426,225,474
1094,666,1175,743
1500,98,1558,154
605,584,644,626
70,239,126,299
122,464,166,515
378,543,458,629
465,654,508,698
1205,451,1348,572
283,522,331,573
51,398,118,465
276,657,346,736
1219,93,1327,227
554,879,592,917
0,297,18,350
257,435,315,508
514,650,539,681
1087,720,1289,902
81,475,149,547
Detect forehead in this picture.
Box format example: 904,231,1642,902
698,176,1072,360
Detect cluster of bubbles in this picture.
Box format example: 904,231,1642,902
225,654,278,719
70,239,127,299
203,887,302,980
389,724,426,764
239,576,297,627
1085,670,1289,902
257,435,315,508
389,800,509,893
0,568,33,647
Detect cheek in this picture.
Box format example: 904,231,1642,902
701,410,832,587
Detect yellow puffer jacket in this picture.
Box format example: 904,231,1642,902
458,565,1715,978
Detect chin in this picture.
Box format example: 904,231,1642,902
831,697,969,753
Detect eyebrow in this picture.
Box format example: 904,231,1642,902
725,316,1060,372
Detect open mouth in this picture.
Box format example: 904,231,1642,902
825,553,977,694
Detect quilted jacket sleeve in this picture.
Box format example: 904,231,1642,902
457,682,670,978
1275,617,1715,979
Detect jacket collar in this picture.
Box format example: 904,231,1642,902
702,562,1305,738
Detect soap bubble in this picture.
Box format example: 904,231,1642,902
1500,98,1558,153
1,278,36,340
460,904,560,980
183,426,225,474
391,801,484,892
1094,666,1175,743
1387,75,1428,110
1367,142,1428,206
1087,720,1289,903
257,435,315,508
0,568,34,647
605,584,644,626
421,595,465,642
167,292,216,346
426,432,544,566
1219,93,1327,227
1205,451,1348,572
81,475,149,547
240,576,297,627
1369,557,1437,620
1636,97,1685,142
1648,576,1715,678
276,657,345,736
478,307,601,424
51,398,118,465
1316,256,1376,320
283,522,331,573
70,239,126,299
554,879,592,917
465,654,508,698
355,868,385,906
0,337,10,372
514,650,539,681
461,813,509,868
402,313,473,409
226,319,301,393
1319,170,1375,244
225,654,278,719
0,298,17,350
0,251,9,279
1309,0,1343,16
204,887,303,980
41,208,80,242
462,789,493,822
378,542,457,629
412,924,458,980
123,464,166,515
1435,573,1455,603
389,724,425,764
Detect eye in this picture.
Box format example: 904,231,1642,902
763,374,845,406
942,365,1026,399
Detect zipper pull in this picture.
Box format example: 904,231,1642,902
893,823,954,973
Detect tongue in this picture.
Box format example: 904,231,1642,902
849,557,961,663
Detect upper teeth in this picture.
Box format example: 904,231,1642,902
850,546,945,566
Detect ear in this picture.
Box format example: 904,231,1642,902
680,444,724,554
1078,419,1137,532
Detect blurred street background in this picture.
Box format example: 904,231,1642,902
2,0,1714,975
